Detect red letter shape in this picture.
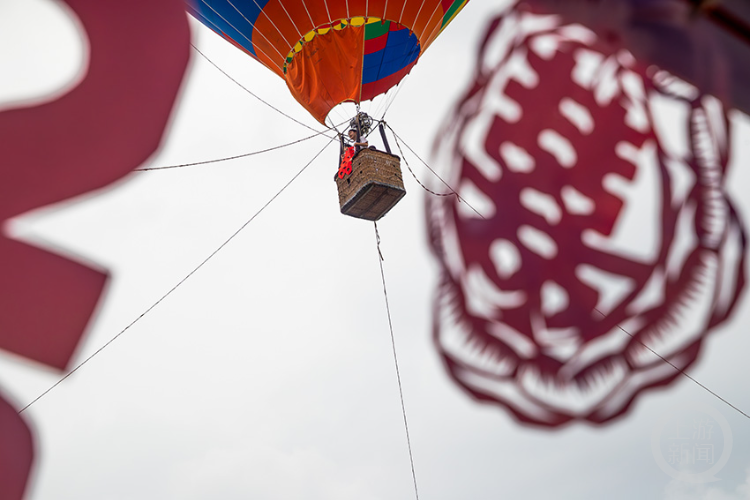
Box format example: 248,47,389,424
0,1,190,498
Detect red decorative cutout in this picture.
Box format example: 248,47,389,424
427,7,746,427
0,1,189,496
339,146,355,178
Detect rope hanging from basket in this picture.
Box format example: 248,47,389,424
372,222,420,500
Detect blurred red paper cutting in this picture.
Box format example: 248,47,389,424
427,4,746,427
0,1,189,497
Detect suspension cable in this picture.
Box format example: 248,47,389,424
18,137,336,414
191,44,335,138
388,124,487,219
594,308,750,420
137,119,348,171
374,222,420,500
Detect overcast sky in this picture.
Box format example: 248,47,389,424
1,0,750,499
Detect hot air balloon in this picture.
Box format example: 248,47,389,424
186,0,461,219
185,0,469,124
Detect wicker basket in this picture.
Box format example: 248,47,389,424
335,148,406,221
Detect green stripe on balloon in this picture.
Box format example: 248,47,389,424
442,0,466,27
365,19,391,40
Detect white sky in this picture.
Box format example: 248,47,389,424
1,1,750,499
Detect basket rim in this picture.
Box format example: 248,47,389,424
353,147,400,161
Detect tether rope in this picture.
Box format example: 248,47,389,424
18,137,335,414
388,125,487,219
137,120,348,171
392,130,454,198
374,222,420,500
191,44,334,138
594,308,750,420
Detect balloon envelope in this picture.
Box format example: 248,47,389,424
186,0,469,123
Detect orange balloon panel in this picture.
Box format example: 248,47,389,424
285,25,364,121
187,0,469,123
